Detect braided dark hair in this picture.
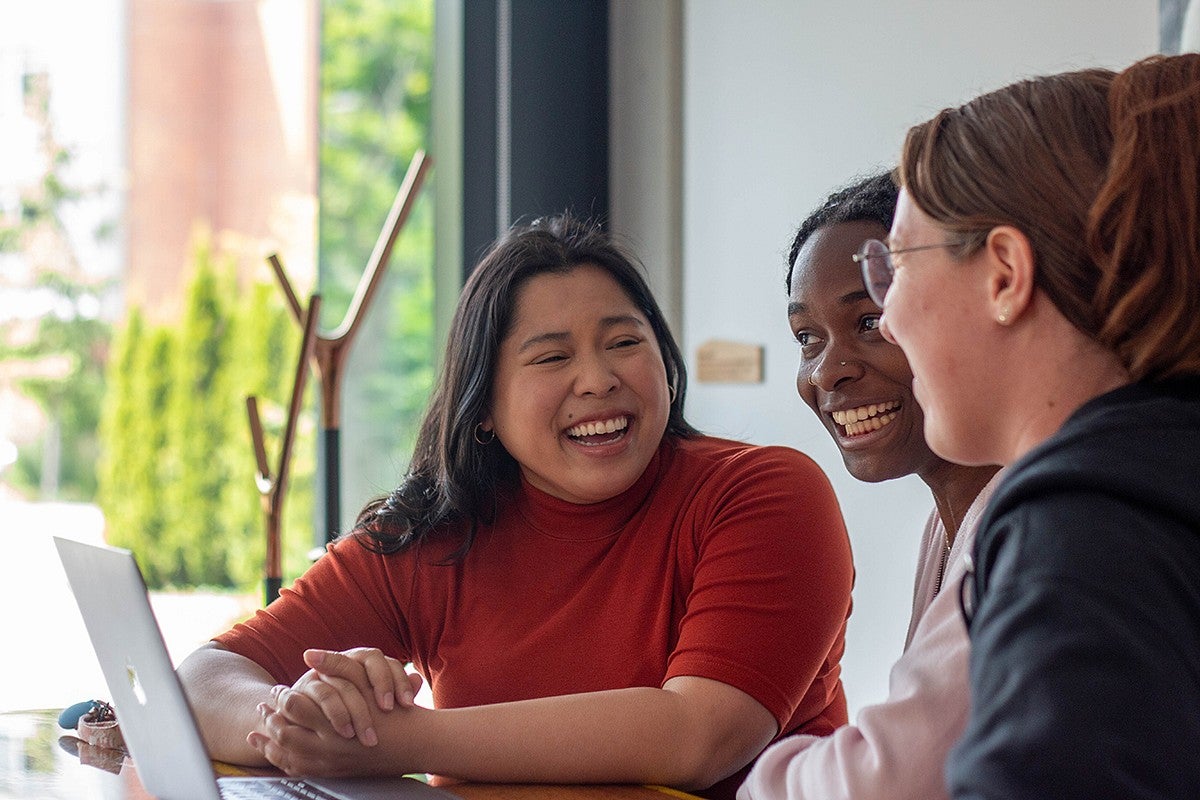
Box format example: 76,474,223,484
786,171,899,293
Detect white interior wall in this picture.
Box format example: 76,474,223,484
609,0,683,333
677,0,1157,715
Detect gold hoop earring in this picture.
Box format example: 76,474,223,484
474,424,495,445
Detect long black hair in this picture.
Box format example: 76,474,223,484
354,214,698,557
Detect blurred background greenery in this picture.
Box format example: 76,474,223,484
1,0,434,590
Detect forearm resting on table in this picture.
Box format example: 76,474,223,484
379,676,777,790
177,642,277,766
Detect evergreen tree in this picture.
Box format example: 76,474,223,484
89,0,436,588
97,278,316,590
219,281,310,587
95,308,144,539
115,325,174,585
162,236,234,586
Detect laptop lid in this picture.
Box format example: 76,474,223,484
55,536,225,799
53,536,457,800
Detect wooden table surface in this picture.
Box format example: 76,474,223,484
448,783,698,799
1,708,703,800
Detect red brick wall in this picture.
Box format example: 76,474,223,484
126,0,317,321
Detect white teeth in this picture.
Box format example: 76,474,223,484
842,411,898,436
840,411,899,437
831,401,900,428
566,416,629,438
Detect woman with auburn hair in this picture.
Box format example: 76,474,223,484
869,55,1200,799
179,214,853,800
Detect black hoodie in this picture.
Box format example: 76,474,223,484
948,376,1200,800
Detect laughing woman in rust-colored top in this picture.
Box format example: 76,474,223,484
178,214,853,799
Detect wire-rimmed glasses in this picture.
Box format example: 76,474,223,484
852,239,960,307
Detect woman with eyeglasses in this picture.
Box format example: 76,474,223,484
178,214,853,800
738,172,999,800
875,56,1200,799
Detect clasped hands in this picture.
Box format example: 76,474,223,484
247,647,424,775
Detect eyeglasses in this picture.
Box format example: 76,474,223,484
852,239,959,307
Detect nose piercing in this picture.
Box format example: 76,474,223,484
840,361,847,366
808,374,817,386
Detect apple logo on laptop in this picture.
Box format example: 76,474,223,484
126,661,148,706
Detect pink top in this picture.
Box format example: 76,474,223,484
737,472,1003,800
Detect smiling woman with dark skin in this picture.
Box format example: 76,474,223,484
738,173,999,800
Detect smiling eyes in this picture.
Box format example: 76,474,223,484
794,330,821,348
530,336,643,365
793,314,881,353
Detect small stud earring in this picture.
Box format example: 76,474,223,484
998,307,1011,324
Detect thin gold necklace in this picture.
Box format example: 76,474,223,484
932,504,956,597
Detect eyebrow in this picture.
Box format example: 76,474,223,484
788,289,873,317
514,314,647,353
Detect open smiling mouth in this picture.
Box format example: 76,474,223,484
565,415,630,446
831,402,900,437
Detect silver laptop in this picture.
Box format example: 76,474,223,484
54,536,459,800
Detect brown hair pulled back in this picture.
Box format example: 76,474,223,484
1088,53,1200,380
898,68,1116,339
900,56,1200,381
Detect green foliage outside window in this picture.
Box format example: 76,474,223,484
320,0,432,317
1,276,111,501
0,72,113,503
320,0,436,523
96,237,315,589
161,240,235,585
77,0,436,588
